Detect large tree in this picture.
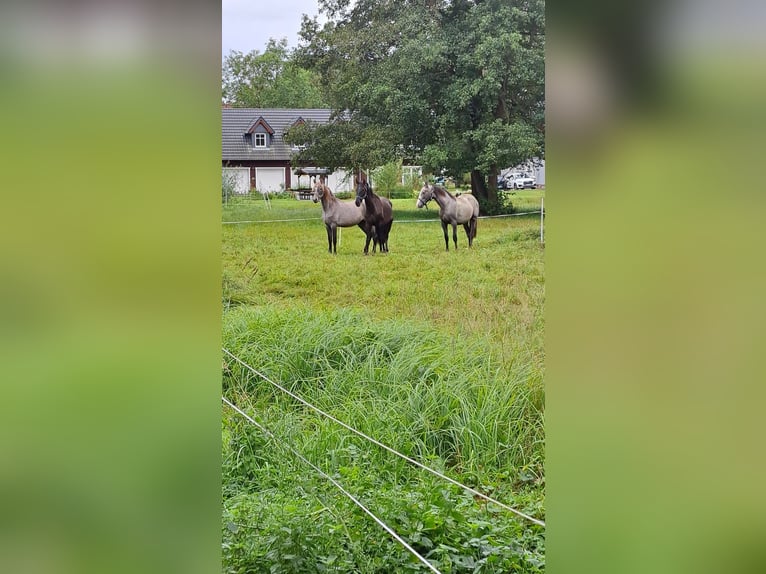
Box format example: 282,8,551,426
222,38,328,108
291,0,544,211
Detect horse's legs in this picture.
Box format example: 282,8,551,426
441,220,449,251
452,223,458,250
385,221,393,253
463,222,471,246
375,226,382,253
357,222,368,254
325,224,333,253
470,217,477,246
380,222,389,253
331,224,338,254
363,228,372,254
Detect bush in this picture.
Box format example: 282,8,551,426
389,185,416,199
222,172,239,204
476,192,515,216
266,191,294,200
371,160,402,194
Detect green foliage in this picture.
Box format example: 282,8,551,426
295,0,545,199
222,38,329,108
285,118,397,172
222,307,545,573
402,168,424,190
221,195,546,572
222,171,240,204
476,188,517,216
389,185,416,199
371,160,402,194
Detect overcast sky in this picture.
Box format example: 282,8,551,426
222,0,325,57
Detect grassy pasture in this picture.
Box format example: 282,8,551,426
222,191,546,572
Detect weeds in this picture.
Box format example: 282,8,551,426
222,194,545,572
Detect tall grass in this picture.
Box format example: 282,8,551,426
224,306,543,480
223,307,545,573
222,194,545,572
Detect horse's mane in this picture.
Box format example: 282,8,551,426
317,181,336,203
432,184,456,200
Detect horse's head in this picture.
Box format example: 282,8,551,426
312,179,325,203
416,182,434,208
354,180,370,207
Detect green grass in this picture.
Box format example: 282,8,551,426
222,189,544,222
222,194,545,573
223,197,544,360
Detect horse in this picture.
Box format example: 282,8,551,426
416,182,479,250
312,177,372,254
354,177,393,254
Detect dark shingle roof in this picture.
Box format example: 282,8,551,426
222,108,333,161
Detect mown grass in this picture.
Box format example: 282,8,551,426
222,193,545,573
223,196,544,365
222,189,544,223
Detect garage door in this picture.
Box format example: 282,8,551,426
255,168,285,193
222,167,250,194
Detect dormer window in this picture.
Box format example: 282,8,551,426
245,116,274,150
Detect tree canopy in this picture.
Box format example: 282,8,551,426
222,38,329,108
289,0,545,210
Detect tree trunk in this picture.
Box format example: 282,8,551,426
471,169,508,215
471,169,499,213
471,170,487,201
487,164,500,205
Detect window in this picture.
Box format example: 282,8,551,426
254,133,266,148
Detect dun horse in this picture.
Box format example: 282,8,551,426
354,176,393,254
416,182,479,250
312,177,371,254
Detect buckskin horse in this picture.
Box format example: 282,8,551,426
312,177,373,254
416,182,479,250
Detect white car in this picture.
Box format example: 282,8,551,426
512,174,536,189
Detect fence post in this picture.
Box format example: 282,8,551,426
540,197,544,243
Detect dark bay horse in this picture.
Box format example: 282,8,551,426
312,177,371,254
354,177,393,254
416,182,479,250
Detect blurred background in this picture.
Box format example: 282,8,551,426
547,0,766,573
1,0,764,573
0,2,221,573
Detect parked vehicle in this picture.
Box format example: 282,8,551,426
512,174,536,190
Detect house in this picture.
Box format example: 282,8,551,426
222,108,356,195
